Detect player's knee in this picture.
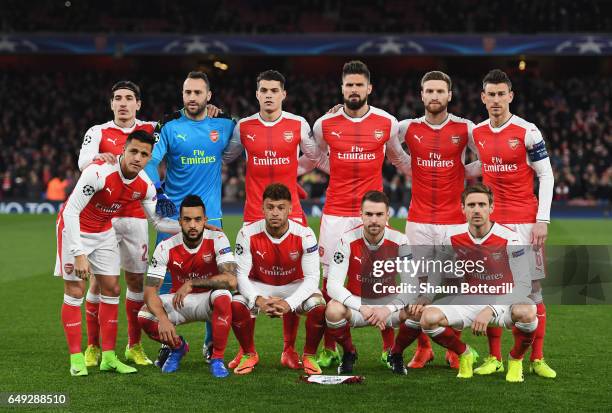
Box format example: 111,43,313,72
324,300,346,322
231,295,250,313
211,289,232,305
64,281,85,299
124,272,144,292
420,307,443,329
301,294,326,313
512,304,537,324
98,280,121,297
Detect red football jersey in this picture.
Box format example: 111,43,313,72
78,119,156,219
147,230,235,293
313,107,398,217
399,114,475,224
472,115,549,224
232,112,310,223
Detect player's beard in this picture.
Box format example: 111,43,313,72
425,101,448,115
185,101,207,118
344,95,367,111
182,228,204,247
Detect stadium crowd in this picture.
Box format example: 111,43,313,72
0,71,609,205
2,0,610,34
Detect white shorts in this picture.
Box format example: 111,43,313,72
319,214,362,270
405,222,464,277
157,290,230,325
428,304,521,330
235,279,322,314
500,223,546,280
112,217,149,274
54,227,120,281
349,308,401,329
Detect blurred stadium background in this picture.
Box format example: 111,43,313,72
0,2,611,411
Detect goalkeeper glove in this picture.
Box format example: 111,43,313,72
154,181,177,218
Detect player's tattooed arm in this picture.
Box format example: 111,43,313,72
144,275,163,290
189,262,238,290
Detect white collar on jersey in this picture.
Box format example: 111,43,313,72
340,106,372,123
467,222,496,245
117,156,139,184
263,220,292,244
182,233,205,253
363,227,386,250
257,111,284,126
422,114,452,130
488,114,515,132
111,120,137,133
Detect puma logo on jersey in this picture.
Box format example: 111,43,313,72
173,261,183,269
105,187,113,195
331,131,342,139
246,134,256,142
256,250,266,259
478,141,485,149
106,138,117,145
177,134,187,142
413,134,423,143
353,256,362,263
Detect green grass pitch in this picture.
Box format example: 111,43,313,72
0,215,611,412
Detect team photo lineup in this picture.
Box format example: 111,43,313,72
55,59,558,385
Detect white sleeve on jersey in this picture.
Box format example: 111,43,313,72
397,119,411,152
223,121,244,164
285,228,320,311
212,231,236,266
525,126,554,223
464,120,482,178
298,118,330,175
78,126,102,171
327,237,361,311
147,242,170,280
140,182,181,234
235,229,260,307
385,118,411,176
61,165,105,256
506,238,533,303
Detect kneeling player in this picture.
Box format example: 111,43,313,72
420,184,538,382
325,191,410,374
138,195,236,377
231,183,325,376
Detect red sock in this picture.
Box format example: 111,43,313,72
322,281,336,350
510,326,535,360
85,299,100,347
62,297,83,354
125,291,144,347
416,331,432,350
391,323,421,354
530,302,546,361
327,322,355,353
282,311,300,352
487,326,503,361
231,301,255,354
454,329,462,339
99,297,119,352
138,315,162,344
381,327,395,350
429,327,466,355
211,294,232,359
303,306,325,355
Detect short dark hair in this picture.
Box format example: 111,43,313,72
482,69,512,91
421,71,452,91
263,183,291,202
180,194,206,216
361,190,390,208
125,130,155,151
111,80,141,100
256,70,286,89
461,183,494,205
186,71,211,90
342,60,370,82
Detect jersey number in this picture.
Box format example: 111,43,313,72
141,244,148,262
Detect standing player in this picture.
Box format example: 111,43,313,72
420,184,538,382
471,69,555,378
56,130,179,376
397,71,481,369
144,71,235,362
310,61,412,367
223,70,324,370
78,81,156,368
325,191,410,374
231,184,326,376
138,195,236,377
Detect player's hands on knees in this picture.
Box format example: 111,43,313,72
359,305,374,322
471,307,494,336
74,255,92,280
268,298,291,316
406,304,425,318
256,296,279,318
367,307,391,330
172,281,192,309
327,104,343,114
158,318,180,347
530,222,548,250
94,153,117,164
206,104,221,118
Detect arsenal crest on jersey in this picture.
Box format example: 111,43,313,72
373,129,384,141
210,130,219,143
491,252,503,261
283,130,294,143
64,263,74,274
508,137,520,150
451,136,461,145
131,191,141,200
202,253,213,263
289,251,299,261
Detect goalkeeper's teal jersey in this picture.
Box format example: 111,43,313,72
145,110,235,222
